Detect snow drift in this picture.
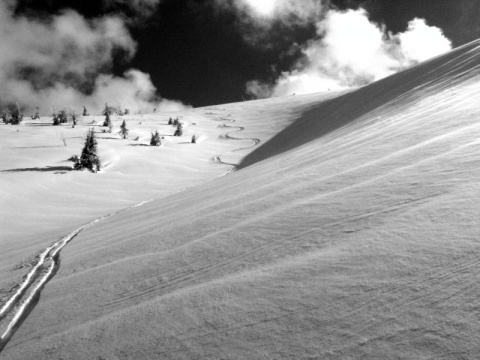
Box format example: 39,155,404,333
2,39,480,359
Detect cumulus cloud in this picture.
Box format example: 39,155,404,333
247,8,452,98
225,0,323,22
0,0,185,114
211,0,324,44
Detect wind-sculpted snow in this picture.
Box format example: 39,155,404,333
3,40,480,359
0,110,259,353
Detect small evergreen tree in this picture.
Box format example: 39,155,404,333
58,109,68,124
191,134,196,143
72,128,101,172
150,131,161,146
103,111,112,127
173,122,183,137
52,112,60,125
10,104,23,125
82,106,89,116
168,117,173,125
173,117,179,126
124,109,130,115
119,120,128,139
69,109,79,127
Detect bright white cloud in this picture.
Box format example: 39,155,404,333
247,8,452,98
0,1,185,114
212,0,324,41
398,18,452,63
243,0,278,17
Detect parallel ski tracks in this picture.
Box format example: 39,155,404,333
0,111,259,353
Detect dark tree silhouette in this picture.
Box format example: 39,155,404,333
58,109,68,124
10,104,23,125
72,128,101,172
52,112,60,125
103,111,112,128
82,106,89,116
150,131,161,146
119,120,129,139
173,122,183,137
191,134,196,143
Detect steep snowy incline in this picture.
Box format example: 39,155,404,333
3,40,480,359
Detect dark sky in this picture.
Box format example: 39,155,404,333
15,0,480,107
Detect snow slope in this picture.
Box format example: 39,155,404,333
2,39,480,358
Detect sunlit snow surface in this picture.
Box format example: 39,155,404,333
1,40,480,359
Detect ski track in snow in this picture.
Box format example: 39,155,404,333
212,114,260,172
0,111,259,353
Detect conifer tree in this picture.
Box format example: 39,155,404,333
191,134,196,143
168,117,173,125
58,109,68,123
69,109,79,127
150,131,161,146
103,111,112,127
173,122,183,137
73,128,101,172
11,104,23,125
119,120,128,139
52,112,60,125
82,106,89,116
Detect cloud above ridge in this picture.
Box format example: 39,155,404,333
246,8,452,98
211,0,324,45
0,0,185,114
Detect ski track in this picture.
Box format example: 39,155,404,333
0,111,259,353
211,114,260,172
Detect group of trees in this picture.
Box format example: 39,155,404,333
1,104,23,125
2,102,197,173
103,103,129,117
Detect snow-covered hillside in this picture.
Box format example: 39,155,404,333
2,39,480,359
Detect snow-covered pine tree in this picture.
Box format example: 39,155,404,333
73,128,101,172
11,104,23,125
119,120,128,139
58,109,68,124
150,131,161,146
103,111,112,128
52,112,60,125
173,122,183,137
